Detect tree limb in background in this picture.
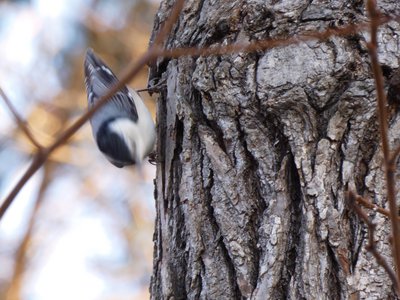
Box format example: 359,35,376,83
0,88,43,150
5,163,53,300
347,190,399,293
355,194,399,220
152,0,185,47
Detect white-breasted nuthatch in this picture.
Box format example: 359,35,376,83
84,49,155,168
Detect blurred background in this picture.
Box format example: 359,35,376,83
0,0,160,299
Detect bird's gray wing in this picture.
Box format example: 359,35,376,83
84,48,138,122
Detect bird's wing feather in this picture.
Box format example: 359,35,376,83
84,49,138,122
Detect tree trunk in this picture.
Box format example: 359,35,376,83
149,1,400,299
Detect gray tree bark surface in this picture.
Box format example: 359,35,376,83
149,1,400,299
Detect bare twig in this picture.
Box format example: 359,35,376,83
347,190,399,292
5,162,53,300
0,87,43,149
152,0,185,47
0,154,45,219
366,0,400,291
355,194,400,221
136,77,167,94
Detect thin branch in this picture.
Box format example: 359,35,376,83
367,0,400,291
355,194,400,220
152,0,185,47
136,77,167,94
5,162,53,300
136,87,156,93
0,87,43,149
347,191,399,292
0,154,46,219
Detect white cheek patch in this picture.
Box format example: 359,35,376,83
108,118,142,161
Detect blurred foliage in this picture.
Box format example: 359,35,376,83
0,0,159,299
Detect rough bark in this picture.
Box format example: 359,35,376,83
149,1,400,299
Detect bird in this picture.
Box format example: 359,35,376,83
84,48,155,168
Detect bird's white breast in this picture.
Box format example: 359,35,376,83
108,91,155,163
